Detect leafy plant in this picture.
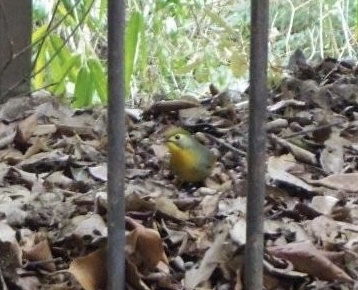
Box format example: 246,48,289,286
32,0,107,106
32,0,358,107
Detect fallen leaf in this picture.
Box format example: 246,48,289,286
307,173,358,192
23,239,56,271
126,217,168,271
155,195,189,221
268,241,353,283
69,247,107,290
185,224,229,290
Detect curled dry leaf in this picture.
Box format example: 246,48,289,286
307,215,358,250
185,224,229,290
19,150,69,173
23,239,56,272
126,217,168,272
125,191,156,212
268,241,353,283
126,259,150,290
320,136,345,174
88,163,107,182
155,195,189,221
69,247,107,290
198,194,221,218
160,220,189,253
307,173,358,192
269,135,317,165
267,99,306,112
310,196,339,216
16,114,38,144
267,155,313,194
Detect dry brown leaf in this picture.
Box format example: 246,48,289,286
267,99,306,112
125,192,155,212
270,135,317,165
88,164,107,181
126,260,150,290
69,247,107,290
306,215,358,250
19,150,69,173
0,96,32,122
184,224,229,290
44,171,74,188
307,173,358,192
23,239,56,271
310,196,339,215
320,135,345,174
23,137,49,159
268,241,353,283
155,195,189,221
126,221,168,272
198,194,220,218
32,124,57,136
267,155,313,193
17,114,38,143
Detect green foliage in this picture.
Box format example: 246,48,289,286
126,0,358,99
32,0,358,106
32,0,107,107
125,12,145,98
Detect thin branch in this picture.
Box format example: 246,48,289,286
1,0,95,99
0,0,82,77
282,120,345,139
31,0,62,72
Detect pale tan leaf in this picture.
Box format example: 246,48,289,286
69,248,107,290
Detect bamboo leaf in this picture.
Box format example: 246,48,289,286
125,11,144,98
33,43,47,88
52,54,81,95
32,24,49,44
73,65,94,107
88,58,107,103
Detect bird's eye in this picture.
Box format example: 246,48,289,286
174,134,181,140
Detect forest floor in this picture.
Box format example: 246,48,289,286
1,51,358,289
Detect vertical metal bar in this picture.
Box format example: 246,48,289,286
244,1,269,289
107,0,126,289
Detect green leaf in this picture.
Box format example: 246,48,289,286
73,65,94,107
137,21,148,77
33,44,47,89
32,24,49,44
125,11,144,98
203,8,239,37
88,58,107,103
52,54,81,95
229,50,249,78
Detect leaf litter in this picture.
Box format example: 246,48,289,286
1,51,358,289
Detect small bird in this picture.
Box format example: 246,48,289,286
164,127,216,183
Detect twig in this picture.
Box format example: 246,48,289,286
23,257,62,269
205,133,247,156
31,0,62,72
281,120,344,139
1,0,95,99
